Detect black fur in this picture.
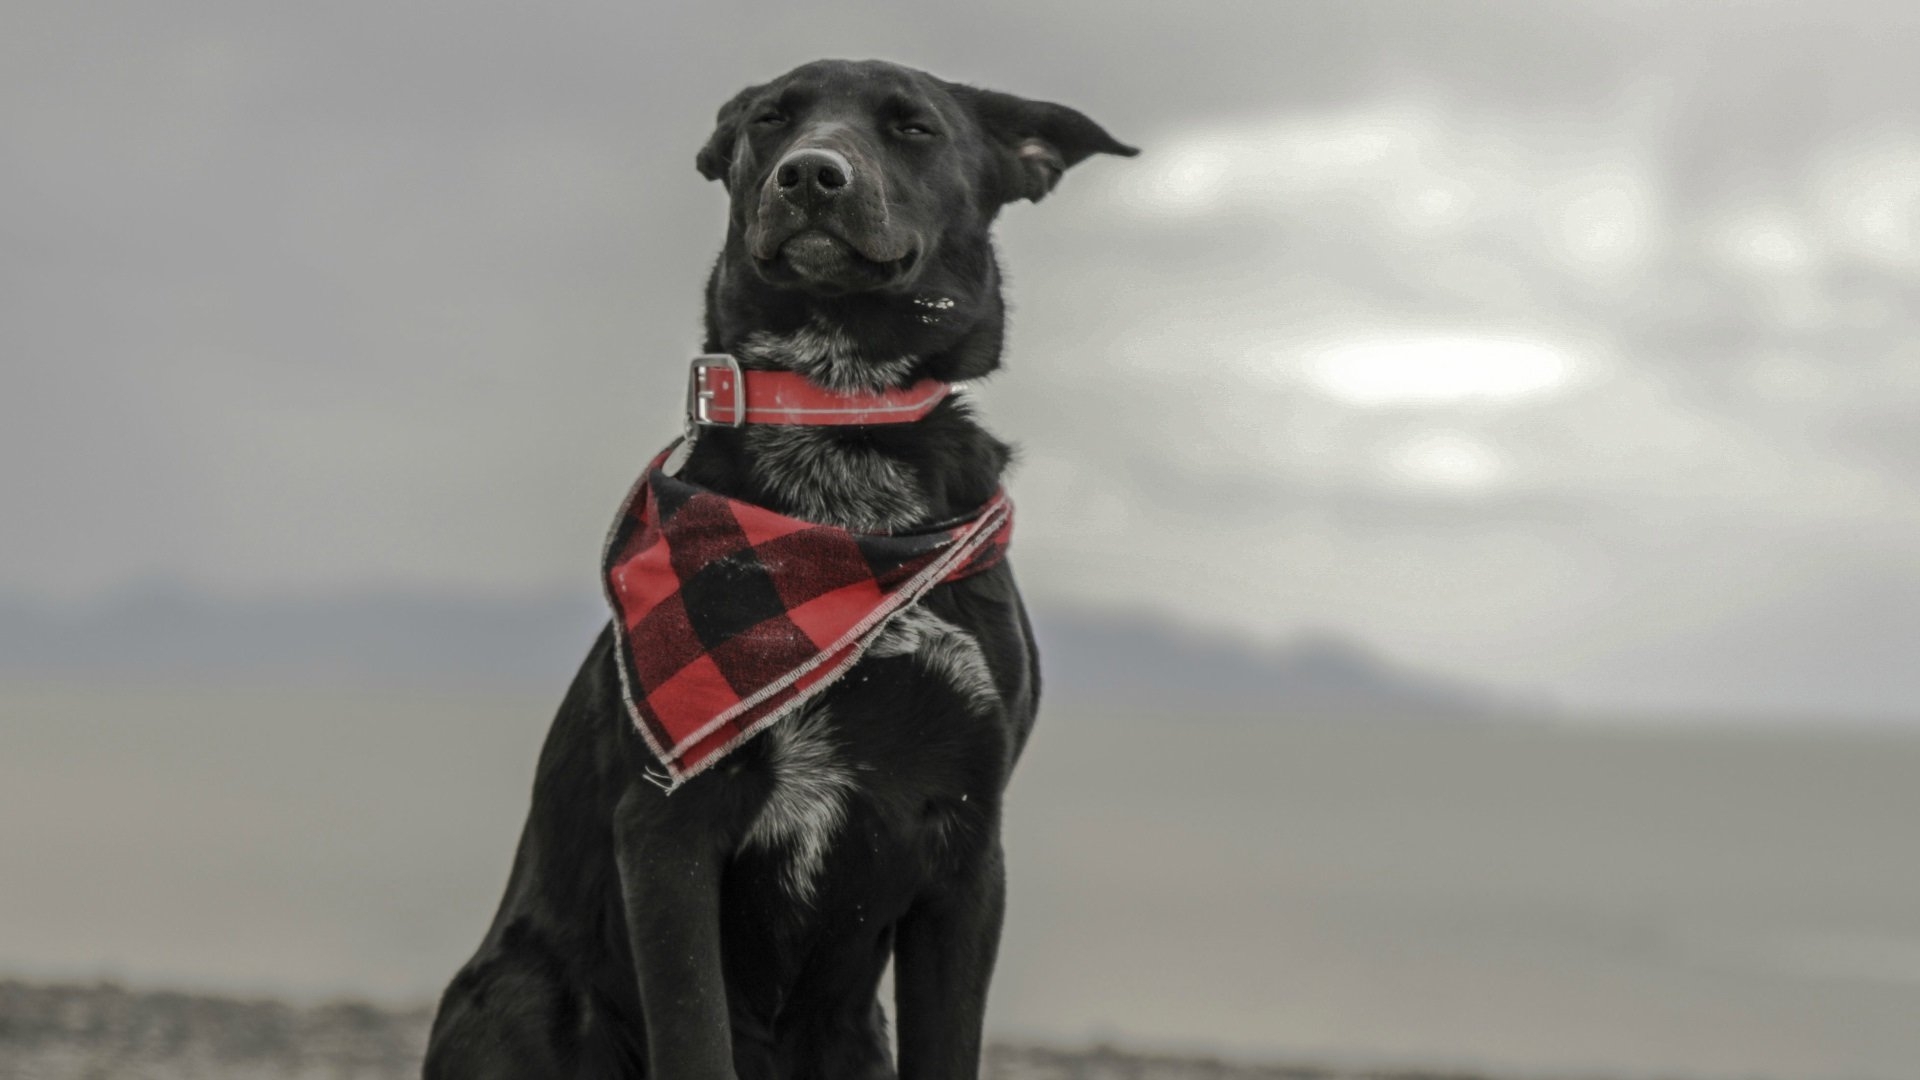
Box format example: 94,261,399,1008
425,59,1134,1080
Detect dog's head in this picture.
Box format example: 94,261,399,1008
698,59,1136,298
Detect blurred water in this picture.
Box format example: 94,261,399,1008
4,685,1917,1079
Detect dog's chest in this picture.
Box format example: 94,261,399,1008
727,368,999,905
735,607,1001,908
735,322,932,533
742,426,928,532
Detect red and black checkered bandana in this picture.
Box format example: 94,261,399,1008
601,445,1013,791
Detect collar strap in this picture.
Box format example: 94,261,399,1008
686,354,951,428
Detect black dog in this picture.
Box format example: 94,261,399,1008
425,59,1134,1080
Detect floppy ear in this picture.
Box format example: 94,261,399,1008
695,83,767,187
957,87,1139,203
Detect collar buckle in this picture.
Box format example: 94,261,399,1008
686,353,745,428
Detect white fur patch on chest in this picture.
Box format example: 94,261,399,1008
737,316,918,392
734,315,933,532
737,610,998,904
744,425,929,531
742,704,858,906
871,606,1000,714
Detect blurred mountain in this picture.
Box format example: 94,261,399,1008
0,585,1520,716
0,584,608,691
1028,609,1523,716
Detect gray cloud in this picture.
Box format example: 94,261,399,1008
5,1,1919,718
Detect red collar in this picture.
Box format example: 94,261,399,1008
686,354,952,428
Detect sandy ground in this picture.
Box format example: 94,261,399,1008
0,980,1503,1080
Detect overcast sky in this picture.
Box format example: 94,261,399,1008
6,1,1920,720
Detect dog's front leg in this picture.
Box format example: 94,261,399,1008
614,785,737,1080
893,842,1007,1080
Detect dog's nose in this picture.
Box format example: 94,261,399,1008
774,148,852,203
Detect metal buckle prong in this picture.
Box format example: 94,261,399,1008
685,353,745,428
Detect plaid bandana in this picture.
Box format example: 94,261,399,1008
601,444,1013,791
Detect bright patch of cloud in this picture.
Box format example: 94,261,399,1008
1115,99,1442,221
1711,204,1820,275
1544,163,1662,277
1303,335,1583,406
1107,97,1669,286
1811,130,1920,267
1384,431,1507,490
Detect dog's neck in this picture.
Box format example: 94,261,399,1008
679,274,1013,532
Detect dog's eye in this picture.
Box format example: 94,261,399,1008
896,121,937,138
752,112,786,127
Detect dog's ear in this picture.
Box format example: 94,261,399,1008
696,83,768,187
956,86,1139,204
